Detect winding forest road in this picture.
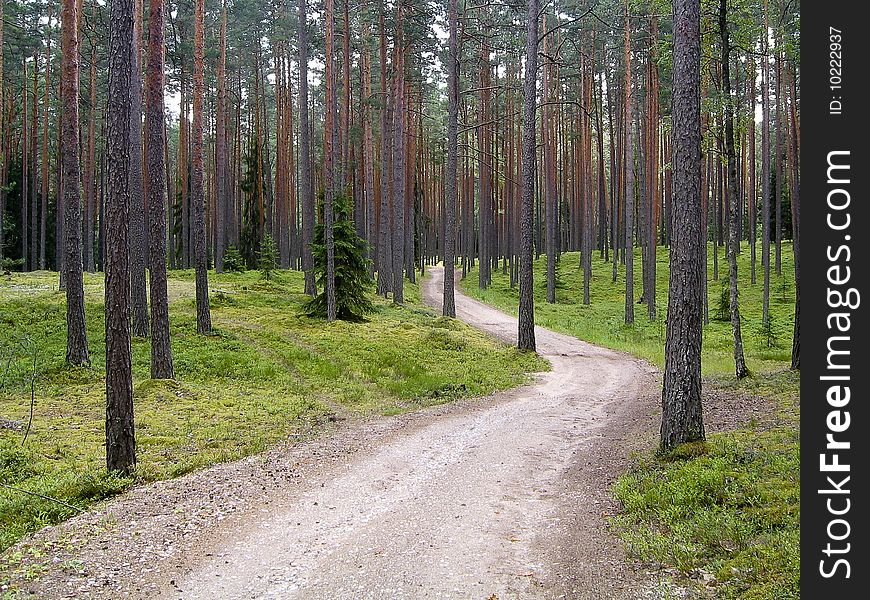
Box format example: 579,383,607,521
164,268,658,599
8,269,660,599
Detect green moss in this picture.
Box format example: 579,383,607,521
0,268,546,552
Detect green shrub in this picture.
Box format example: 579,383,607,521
222,246,246,273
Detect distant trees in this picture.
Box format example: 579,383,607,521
1,0,800,385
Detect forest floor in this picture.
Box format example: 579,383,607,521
1,265,676,600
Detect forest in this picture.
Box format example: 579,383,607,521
0,0,799,598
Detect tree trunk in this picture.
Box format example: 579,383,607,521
787,64,800,370
324,0,338,320
748,55,756,284
61,0,89,366
192,0,212,333
761,0,771,325
442,0,458,317
299,0,316,295
719,0,748,379
39,29,50,271
22,60,28,271
130,0,149,337
146,0,174,379
30,60,37,270
623,0,635,325
661,0,704,451
543,19,556,305
215,2,228,273
376,5,393,297
390,5,405,305
774,42,782,276
105,0,136,474
517,0,539,352
363,40,377,275
84,34,97,273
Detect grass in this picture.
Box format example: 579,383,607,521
0,268,546,554
612,374,799,599
461,242,799,598
461,242,796,376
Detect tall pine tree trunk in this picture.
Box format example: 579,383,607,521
442,0,458,317
390,5,405,305
61,0,89,366
661,0,704,451
324,0,338,320
299,0,316,295
192,0,212,333
623,0,635,325
761,0,771,326
130,0,149,337
39,31,50,270
215,2,228,273
719,0,748,379
105,0,136,474
146,0,174,379
517,0,539,352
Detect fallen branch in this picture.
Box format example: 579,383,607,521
0,483,85,514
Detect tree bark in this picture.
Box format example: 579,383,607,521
105,0,136,474
517,0,539,352
215,2,228,273
623,0,635,325
299,0,316,295
192,0,212,333
324,0,338,320
442,0,459,317
719,0,748,379
39,29,51,271
390,4,405,305
130,0,149,337
146,0,174,379
61,0,89,366
761,0,771,325
661,0,704,451
84,33,97,273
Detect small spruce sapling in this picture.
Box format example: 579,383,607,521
304,194,374,321
258,234,279,280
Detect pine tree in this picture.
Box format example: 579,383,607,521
661,0,705,452
305,195,374,321
105,0,136,475
258,233,278,281
146,0,174,379
517,0,539,352
60,0,89,366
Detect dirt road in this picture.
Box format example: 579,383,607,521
8,269,660,599
164,268,657,599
